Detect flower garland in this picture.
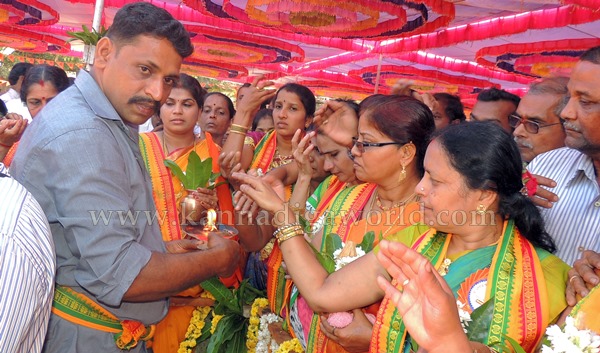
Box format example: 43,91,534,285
542,317,600,353
248,297,304,353
456,300,472,334
247,298,270,353
177,291,216,353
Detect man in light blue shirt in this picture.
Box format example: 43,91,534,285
10,3,240,352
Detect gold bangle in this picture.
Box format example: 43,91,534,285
273,222,301,238
230,124,249,134
276,226,304,245
229,129,247,136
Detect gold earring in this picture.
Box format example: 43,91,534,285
398,164,407,183
476,204,487,215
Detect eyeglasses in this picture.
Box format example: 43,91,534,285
508,114,563,134
352,137,405,154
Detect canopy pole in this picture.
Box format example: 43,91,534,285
92,0,104,32
374,54,383,94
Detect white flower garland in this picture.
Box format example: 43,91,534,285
542,317,600,353
456,300,472,334
256,313,282,353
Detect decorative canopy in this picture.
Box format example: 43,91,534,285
3,0,600,102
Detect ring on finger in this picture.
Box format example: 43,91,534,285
569,275,580,285
332,327,337,336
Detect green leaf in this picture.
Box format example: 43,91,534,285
164,159,190,188
307,240,336,274
225,322,248,353
298,215,311,233
187,152,204,190
358,231,375,253
498,335,527,353
466,297,495,343
201,278,234,305
197,311,214,343
324,233,343,257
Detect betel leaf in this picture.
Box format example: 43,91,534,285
358,231,375,253
323,233,343,257
466,296,495,343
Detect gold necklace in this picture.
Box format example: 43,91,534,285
162,133,197,156
438,258,452,276
375,191,418,211
363,190,410,238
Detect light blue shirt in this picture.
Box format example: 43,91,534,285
11,70,167,353
527,147,600,266
0,163,55,353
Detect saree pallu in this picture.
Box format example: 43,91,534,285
303,183,421,353
250,129,294,314
371,220,567,353
139,132,242,353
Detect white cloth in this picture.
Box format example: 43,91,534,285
5,98,32,122
527,147,600,265
0,88,19,103
0,163,55,353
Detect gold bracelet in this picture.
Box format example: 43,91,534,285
228,129,247,136
230,124,249,134
276,226,304,245
273,222,301,238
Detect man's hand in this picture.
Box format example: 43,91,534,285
566,250,600,305
0,113,27,147
165,239,207,254
206,233,240,277
530,174,558,208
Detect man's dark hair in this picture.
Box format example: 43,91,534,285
580,46,600,65
433,92,466,123
8,63,33,86
477,87,520,108
106,2,193,58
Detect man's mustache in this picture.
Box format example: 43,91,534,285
128,96,160,114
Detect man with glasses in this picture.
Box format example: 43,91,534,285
526,47,600,267
511,77,568,163
470,87,520,133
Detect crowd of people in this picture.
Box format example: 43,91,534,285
0,2,599,353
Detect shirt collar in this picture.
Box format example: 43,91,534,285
74,70,122,122
565,151,597,186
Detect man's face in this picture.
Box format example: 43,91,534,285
561,61,600,156
93,35,182,125
470,100,516,133
513,93,565,163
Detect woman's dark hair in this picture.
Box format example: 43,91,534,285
252,108,273,131
106,2,193,58
433,121,556,253
433,93,466,123
202,92,235,119
361,95,435,177
174,73,206,107
20,64,69,103
275,83,316,118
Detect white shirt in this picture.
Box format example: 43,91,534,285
0,163,55,353
527,147,600,265
0,88,19,103
5,98,32,122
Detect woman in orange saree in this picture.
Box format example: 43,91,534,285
139,74,241,353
